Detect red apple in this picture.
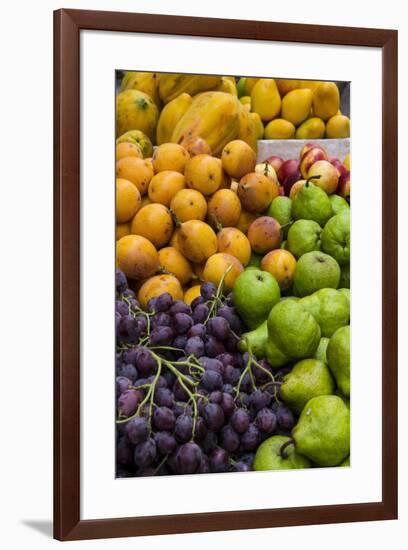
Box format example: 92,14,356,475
264,155,284,174
308,160,339,194
300,146,328,178
277,159,301,196
337,171,350,199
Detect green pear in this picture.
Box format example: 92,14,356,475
339,264,350,289
254,435,311,471
280,359,335,414
267,300,321,361
292,395,350,466
233,269,280,329
292,179,332,227
299,288,349,337
267,196,292,238
340,456,350,467
287,219,322,258
294,251,341,297
329,194,350,216
327,325,350,397
239,320,290,368
321,209,350,265
314,337,330,363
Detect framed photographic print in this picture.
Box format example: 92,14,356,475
54,9,398,541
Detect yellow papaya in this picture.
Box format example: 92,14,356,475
238,105,258,152
120,72,161,107
214,77,238,96
116,129,153,158
171,91,242,157
158,74,221,103
116,89,159,140
276,79,301,96
251,79,281,122
156,93,193,145
264,118,296,139
250,112,264,140
325,114,350,138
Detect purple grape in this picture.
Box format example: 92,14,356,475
116,269,128,293
219,425,240,453
149,326,174,346
173,312,193,335
116,300,129,316
191,296,205,308
172,335,188,351
198,455,210,473
241,423,260,451
116,376,131,395
207,316,230,341
188,323,207,339
115,312,121,330
136,316,148,336
154,387,174,408
230,408,250,434
220,392,235,417
173,379,192,401
253,358,273,383
125,417,149,445
203,403,225,431
232,461,251,472
153,406,176,431
201,431,218,454
174,414,193,442
255,408,277,434
154,431,177,455
201,369,223,391
249,390,271,412
155,292,173,312
200,357,224,374
118,314,139,342
134,348,157,376
205,335,225,357
216,352,236,368
184,336,205,357
122,288,135,299
276,405,296,430
217,305,242,332
176,443,202,474
173,402,192,417
209,448,229,473
153,375,167,388
223,365,241,386
117,436,133,465
239,373,252,393
222,383,234,395
170,301,191,315
162,370,176,388
118,364,138,382
152,312,172,328
192,303,209,324
146,297,158,312
209,390,222,404
224,334,239,353
200,282,217,300
236,392,250,408
134,438,157,468
193,416,208,442
117,389,142,416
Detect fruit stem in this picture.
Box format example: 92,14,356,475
305,174,321,188
280,438,295,459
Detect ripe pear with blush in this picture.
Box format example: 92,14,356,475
308,160,339,195
300,146,328,179
337,172,350,199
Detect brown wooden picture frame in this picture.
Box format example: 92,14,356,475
54,8,398,541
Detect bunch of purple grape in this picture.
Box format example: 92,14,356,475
115,268,296,478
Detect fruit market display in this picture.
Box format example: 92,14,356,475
115,72,351,477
